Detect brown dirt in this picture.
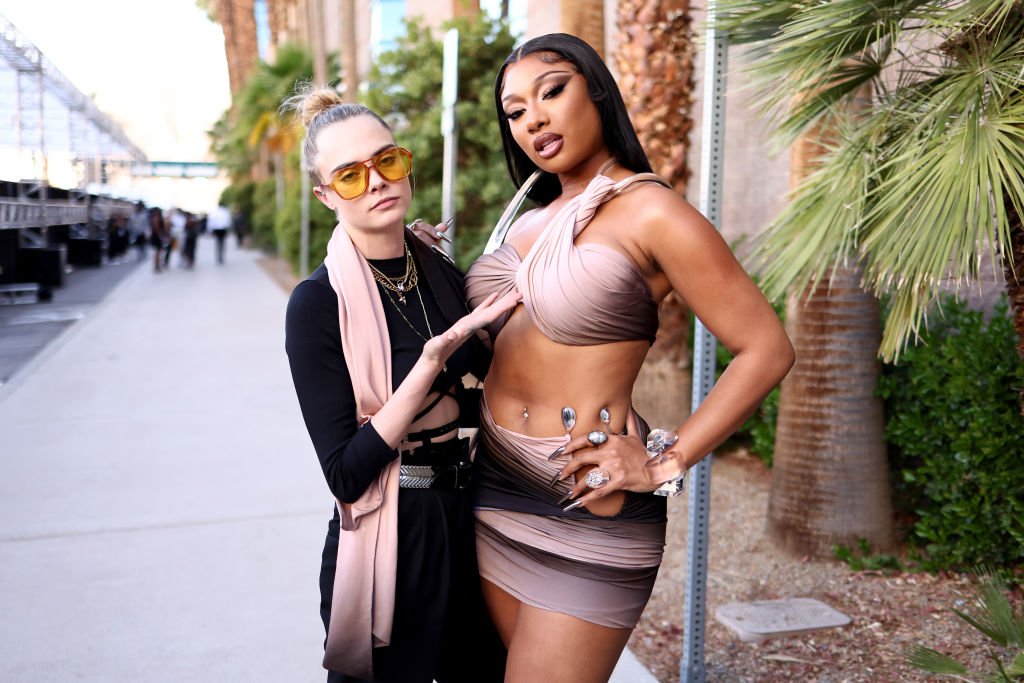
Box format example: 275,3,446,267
629,449,1009,682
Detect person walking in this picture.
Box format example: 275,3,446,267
208,204,231,264
128,201,149,261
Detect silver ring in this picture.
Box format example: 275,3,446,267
587,430,608,447
584,469,610,489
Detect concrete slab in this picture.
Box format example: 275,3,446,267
715,597,852,643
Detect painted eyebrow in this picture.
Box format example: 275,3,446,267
501,69,573,104
330,143,397,175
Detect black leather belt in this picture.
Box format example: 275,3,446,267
398,436,472,490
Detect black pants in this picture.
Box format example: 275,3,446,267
321,488,506,683
213,229,227,264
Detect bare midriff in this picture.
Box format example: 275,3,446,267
484,305,650,516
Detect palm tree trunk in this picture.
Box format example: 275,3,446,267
341,0,358,101
767,111,893,556
307,0,328,84
217,0,259,96
614,0,696,427
1003,197,1024,413
767,265,895,556
1004,202,1024,356
561,0,605,57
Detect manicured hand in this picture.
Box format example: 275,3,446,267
554,412,681,509
421,290,521,366
407,217,453,248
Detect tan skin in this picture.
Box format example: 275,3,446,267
311,114,520,453
425,54,793,683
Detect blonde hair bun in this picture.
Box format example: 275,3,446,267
282,82,344,129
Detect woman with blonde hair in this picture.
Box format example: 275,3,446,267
283,85,513,683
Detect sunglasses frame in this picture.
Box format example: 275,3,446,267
316,147,414,201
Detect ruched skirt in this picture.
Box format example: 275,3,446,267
474,399,667,629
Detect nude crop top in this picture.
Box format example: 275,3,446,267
465,172,669,346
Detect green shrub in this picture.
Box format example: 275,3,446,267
274,147,336,274
362,13,518,270
250,178,280,252
878,296,1024,571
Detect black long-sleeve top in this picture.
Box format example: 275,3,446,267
285,237,490,506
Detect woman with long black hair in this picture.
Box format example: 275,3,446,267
458,34,793,682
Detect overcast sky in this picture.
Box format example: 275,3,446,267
0,0,231,162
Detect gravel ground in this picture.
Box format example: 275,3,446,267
629,450,1013,682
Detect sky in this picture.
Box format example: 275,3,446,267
0,0,231,162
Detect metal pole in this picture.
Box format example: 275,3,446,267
681,3,728,682
440,28,459,257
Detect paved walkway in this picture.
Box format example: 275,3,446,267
0,235,656,682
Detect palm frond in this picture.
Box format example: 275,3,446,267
950,574,1024,648
856,18,1024,358
712,0,803,44
907,645,973,678
1007,651,1024,677
737,0,930,144
750,115,876,301
926,0,1024,32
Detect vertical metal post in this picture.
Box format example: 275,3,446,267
439,28,459,257
681,3,728,683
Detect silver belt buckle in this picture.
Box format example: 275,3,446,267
398,464,438,489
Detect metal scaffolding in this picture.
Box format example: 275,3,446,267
0,12,147,190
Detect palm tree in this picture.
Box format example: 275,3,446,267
205,0,260,96
341,0,359,101
716,1,1024,555
561,0,606,57
718,0,1024,359
613,0,697,428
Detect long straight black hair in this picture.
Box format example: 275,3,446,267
494,33,652,206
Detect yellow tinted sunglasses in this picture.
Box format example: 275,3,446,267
318,147,413,200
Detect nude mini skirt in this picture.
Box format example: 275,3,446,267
473,400,667,629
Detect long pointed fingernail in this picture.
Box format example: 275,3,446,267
435,230,453,244
445,216,455,227
549,471,563,486
547,446,565,461
555,491,574,506
563,500,584,512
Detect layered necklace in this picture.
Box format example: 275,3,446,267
367,244,436,345
367,244,417,305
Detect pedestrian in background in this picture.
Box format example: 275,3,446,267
149,207,167,273
208,203,232,264
128,201,149,261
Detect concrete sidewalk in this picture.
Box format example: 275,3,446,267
0,237,327,682
0,235,657,682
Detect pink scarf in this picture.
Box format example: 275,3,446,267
321,223,400,679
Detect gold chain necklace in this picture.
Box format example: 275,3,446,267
367,245,417,305
376,272,446,373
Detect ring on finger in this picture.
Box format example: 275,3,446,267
584,468,611,489
587,430,608,447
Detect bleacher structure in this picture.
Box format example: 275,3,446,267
0,12,145,301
